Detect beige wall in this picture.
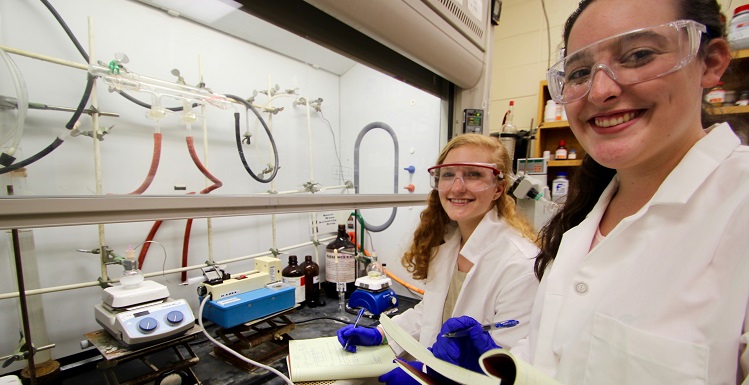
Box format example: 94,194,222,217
489,0,749,135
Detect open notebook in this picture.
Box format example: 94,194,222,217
379,314,562,385
286,336,396,382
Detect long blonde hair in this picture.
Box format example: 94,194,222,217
401,134,535,280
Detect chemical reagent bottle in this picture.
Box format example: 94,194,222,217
302,255,324,308
282,255,305,304
322,224,357,299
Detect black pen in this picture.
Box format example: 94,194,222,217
442,319,519,338
343,308,366,351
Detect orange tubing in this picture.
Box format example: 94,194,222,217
186,136,223,194
181,137,223,281
355,243,425,295
181,218,193,282
385,268,424,295
129,132,162,195
138,220,163,268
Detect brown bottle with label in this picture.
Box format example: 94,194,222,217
322,224,357,299
301,255,324,307
282,255,305,305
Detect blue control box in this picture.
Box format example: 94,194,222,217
201,285,295,329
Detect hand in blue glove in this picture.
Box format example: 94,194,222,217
431,316,500,373
379,360,459,385
378,361,422,385
337,325,383,353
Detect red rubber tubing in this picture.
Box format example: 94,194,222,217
129,132,162,195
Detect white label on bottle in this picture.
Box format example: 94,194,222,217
325,251,356,284
313,276,320,284
705,89,725,104
282,276,305,303
555,148,568,159
552,179,569,204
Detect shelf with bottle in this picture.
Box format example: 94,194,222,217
711,48,749,114
534,80,585,161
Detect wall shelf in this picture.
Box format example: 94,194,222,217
548,159,582,167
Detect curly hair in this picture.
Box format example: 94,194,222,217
402,134,536,280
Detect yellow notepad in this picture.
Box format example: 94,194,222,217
286,336,397,382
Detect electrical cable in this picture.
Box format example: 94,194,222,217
227,94,279,183
133,241,170,283
138,221,163,268
540,0,552,70
198,296,294,385
319,110,345,184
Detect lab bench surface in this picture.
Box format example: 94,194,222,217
61,295,419,385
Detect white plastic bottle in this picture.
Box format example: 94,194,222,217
552,172,569,204
729,4,749,50
544,100,557,122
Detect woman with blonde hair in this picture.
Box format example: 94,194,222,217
338,133,539,383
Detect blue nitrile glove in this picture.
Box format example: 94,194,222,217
379,360,459,385
432,316,500,373
378,361,422,385
337,325,383,353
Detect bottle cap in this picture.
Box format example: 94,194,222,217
509,100,514,106
559,140,566,146
735,4,749,15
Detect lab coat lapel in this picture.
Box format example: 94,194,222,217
460,209,502,266
421,224,461,326
651,123,740,205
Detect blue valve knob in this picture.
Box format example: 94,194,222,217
138,317,158,333
403,165,416,174
166,310,184,325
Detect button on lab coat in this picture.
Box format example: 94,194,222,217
511,123,749,384
391,209,539,355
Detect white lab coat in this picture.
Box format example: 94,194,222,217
391,209,539,355
510,123,749,384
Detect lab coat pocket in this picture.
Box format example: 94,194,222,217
583,313,708,385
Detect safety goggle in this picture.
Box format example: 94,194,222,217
427,162,503,192
547,20,706,104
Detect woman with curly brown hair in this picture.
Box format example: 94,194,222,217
338,133,539,383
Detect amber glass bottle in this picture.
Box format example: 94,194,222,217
322,224,357,299
302,255,323,307
282,255,305,304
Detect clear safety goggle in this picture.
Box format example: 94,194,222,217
547,20,706,104
427,162,503,192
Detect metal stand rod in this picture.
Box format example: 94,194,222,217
8,185,36,384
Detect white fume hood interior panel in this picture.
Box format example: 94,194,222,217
0,0,440,371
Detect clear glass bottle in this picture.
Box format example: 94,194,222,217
120,246,144,288
366,253,384,278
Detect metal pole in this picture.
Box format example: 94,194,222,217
8,185,36,384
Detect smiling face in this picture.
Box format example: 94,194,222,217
562,0,711,173
438,144,501,234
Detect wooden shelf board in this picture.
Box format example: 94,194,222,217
707,105,749,115
548,159,582,167
733,49,749,60
538,121,570,129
